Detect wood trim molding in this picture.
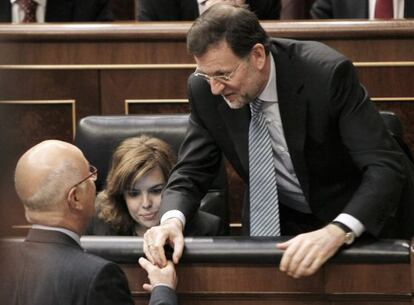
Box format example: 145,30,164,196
1,62,414,70
371,97,414,102
125,99,188,114
1,20,414,41
0,64,196,70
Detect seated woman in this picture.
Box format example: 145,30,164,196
87,135,224,236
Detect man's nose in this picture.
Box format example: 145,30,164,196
209,79,225,95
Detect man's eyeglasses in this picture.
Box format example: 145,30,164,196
194,60,244,83
70,165,98,189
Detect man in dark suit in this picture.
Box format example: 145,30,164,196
311,0,414,19
138,0,281,21
143,3,414,278
0,0,113,23
0,140,177,305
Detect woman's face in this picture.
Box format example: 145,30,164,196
124,166,165,230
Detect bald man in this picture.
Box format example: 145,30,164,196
0,140,177,305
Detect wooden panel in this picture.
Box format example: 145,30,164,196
0,70,100,119
126,100,189,114
101,69,192,114
325,264,410,293
120,262,411,305
0,101,75,236
324,39,414,62
357,66,414,97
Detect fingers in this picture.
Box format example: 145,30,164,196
144,226,167,267
144,219,184,267
279,236,302,274
138,257,153,272
142,283,153,292
278,227,345,278
171,235,184,264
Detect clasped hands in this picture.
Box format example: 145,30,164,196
143,218,347,279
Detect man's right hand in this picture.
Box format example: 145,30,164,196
143,218,184,267
138,257,177,291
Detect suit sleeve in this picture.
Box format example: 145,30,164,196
330,59,405,236
160,76,223,220
248,0,281,19
87,263,134,305
310,0,333,18
149,286,177,305
138,0,181,21
95,0,114,21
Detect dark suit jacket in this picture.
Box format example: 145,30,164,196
87,210,225,236
311,0,414,19
0,229,176,305
138,0,281,21
0,0,113,22
161,38,414,239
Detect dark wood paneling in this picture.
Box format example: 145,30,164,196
325,264,410,293
127,102,189,114
0,70,100,119
120,262,411,305
0,41,192,64
101,70,192,114
358,67,414,97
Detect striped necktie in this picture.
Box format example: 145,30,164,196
249,99,280,236
16,0,38,23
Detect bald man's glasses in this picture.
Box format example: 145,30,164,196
71,165,98,189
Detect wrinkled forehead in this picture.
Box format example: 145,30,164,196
195,41,240,73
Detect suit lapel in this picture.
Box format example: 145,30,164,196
272,41,309,199
45,0,74,22
0,0,12,22
356,0,369,18
405,0,414,18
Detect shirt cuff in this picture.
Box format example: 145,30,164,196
153,283,176,290
334,213,365,237
160,210,186,228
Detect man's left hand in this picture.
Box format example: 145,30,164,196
276,224,347,278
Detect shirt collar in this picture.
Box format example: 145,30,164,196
257,53,278,103
32,224,81,246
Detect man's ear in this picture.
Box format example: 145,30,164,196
251,43,266,70
67,186,82,211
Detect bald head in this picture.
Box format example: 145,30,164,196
15,140,87,214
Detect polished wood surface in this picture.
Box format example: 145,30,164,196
1,20,413,234
83,237,413,305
